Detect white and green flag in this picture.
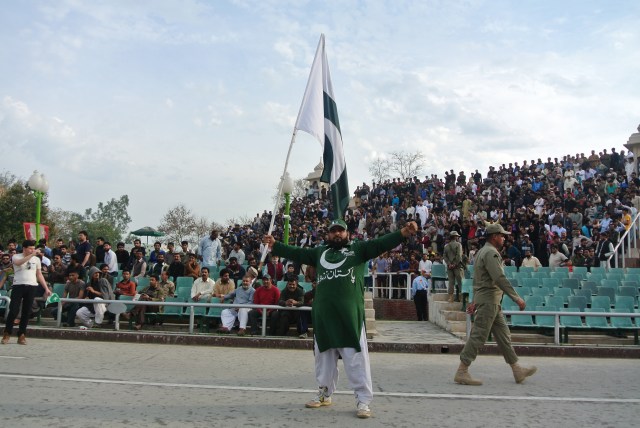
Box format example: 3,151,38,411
295,34,350,219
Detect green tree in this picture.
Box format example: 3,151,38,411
0,176,49,245
84,195,132,239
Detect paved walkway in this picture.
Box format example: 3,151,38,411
0,339,638,427
370,320,465,344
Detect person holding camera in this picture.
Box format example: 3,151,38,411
2,240,51,345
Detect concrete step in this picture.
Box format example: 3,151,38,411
443,310,466,322
446,320,467,333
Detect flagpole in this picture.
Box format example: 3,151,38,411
258,34,326,268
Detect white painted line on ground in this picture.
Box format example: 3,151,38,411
0,356,26,359
0,373,638,404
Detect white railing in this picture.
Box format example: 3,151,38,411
465,310,640,345
55,297,310,336
370,272,413,300
607,211,640,269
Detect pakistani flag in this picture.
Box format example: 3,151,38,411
295,34,350,219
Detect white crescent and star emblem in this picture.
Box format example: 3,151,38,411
319,249,348,270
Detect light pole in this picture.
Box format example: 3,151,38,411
281,172,294,245
27,170,49,242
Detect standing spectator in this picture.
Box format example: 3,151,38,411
198,230,222,267
103,242,119,276
411,270,430,321
94,237,105,264
115,242,129,270
76,231,92,277
2,241,51,345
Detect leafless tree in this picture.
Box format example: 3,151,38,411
158,204,197,245
368,157,392,183
388,150,425,181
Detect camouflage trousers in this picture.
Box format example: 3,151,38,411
460,303,518,366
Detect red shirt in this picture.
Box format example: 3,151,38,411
116,280,136,296
252,285,281,314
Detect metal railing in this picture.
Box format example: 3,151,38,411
465,310,640,345
370,272,413,300
55,297,311,336
607,211,640,269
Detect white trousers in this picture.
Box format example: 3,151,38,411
221,308,250,329
314,323,373,405
76,298,107,327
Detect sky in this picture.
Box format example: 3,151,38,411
1,0,639,233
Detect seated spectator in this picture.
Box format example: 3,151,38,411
226,257,246,284
158,270,175,298
114,270,136,298
264,255,284,282
191,267,214,302
99,264,115,287
219,275,255,335
520,249,542,271
271,278,304,336
184,253,201,280
148,241,166,264
130,249,147,283
126,239,146,270
248,275,280,335
130,274,163,330
76,266,114,328
48,254,67,285
213,268,235,298
167,253,185,281
51,270,85,327
283,264,298,282
226,243,246,265
150,253,168,277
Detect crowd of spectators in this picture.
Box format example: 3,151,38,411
1,146,639,329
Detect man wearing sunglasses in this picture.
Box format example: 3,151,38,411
2,240,51,345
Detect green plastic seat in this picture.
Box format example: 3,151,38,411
176,287,191,302
585,308,611,328
591,296,612,312
571,266,588,277
562,278,581,290
522,278,541,288
550,271,569,280
581,281,598,294
535,306,557,328
511,314,534,327
162,297,185,317
52,283,66,297
541,278,560,288
567,296,587,312
531,271,548,280
610,308,635,328
136,277,150,290
545,295,564,309
597,287,616,301
524,295,543,307
553,287,572,304
560,307,584,328
600,279,620,289
532,287,550,297
176,276,194,289
615,296,635,312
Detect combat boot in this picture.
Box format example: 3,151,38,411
448,294,454,303
511,363,537,383
454,362,482,385
1,331,10,345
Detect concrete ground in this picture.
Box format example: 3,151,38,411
0,338,638,428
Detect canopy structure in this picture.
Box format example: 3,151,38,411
130,226,165,246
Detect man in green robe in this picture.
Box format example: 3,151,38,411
263,219,418,419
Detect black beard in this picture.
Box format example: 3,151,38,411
327,237,349,249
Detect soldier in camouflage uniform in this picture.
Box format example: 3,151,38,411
454,223,537,386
